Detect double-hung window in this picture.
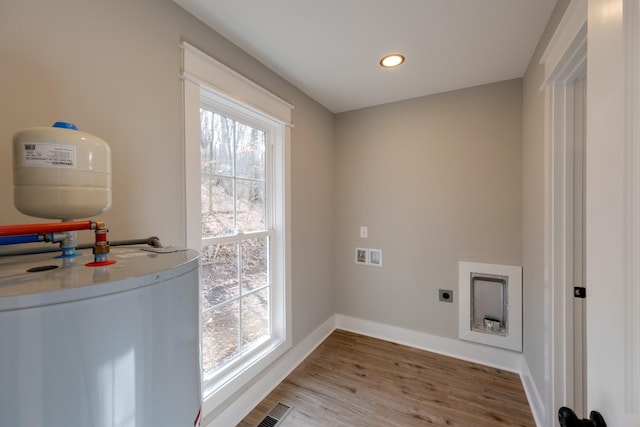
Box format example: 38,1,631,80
199,106,272,376
181,42,292,420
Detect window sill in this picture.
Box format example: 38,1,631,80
201,336,290,421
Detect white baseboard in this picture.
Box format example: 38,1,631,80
205,315,336,427
335,314,522,372
519,355,546,427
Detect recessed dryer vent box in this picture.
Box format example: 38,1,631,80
458,261,522,352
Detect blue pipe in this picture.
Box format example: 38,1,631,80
0,234,42,246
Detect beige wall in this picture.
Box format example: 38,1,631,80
521,0,570,416
289,96,335,342
334,80,523,337
0,0,335,345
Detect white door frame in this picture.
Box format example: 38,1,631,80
541,1,640,424
539,0,587,424
586,0,640,425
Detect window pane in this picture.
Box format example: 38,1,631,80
201,243,238,310
201,110,235,177
202,175,234,237
236,124,265,181
241,237,268,295
236,179,265,232
202,301,239,377
215,114,235,176
241,288,269,347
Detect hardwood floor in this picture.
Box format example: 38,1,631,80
238,330,534,427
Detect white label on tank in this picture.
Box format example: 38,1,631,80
22,143,76,168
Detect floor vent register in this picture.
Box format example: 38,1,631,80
257,403,292,427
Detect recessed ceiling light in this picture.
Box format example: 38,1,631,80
380,54,405,68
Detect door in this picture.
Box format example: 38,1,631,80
572,74,587,418
586,0,640,425
541,3,588,418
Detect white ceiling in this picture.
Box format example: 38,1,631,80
173,0,557,113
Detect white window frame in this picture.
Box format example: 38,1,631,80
180,41,292,420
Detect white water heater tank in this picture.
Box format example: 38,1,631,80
0,247,201,427
13,122,111,220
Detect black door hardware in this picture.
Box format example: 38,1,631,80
558,406,607,427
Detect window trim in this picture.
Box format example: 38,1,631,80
180,41,292,421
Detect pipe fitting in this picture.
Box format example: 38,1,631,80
86,222,116,267
55,230,80,259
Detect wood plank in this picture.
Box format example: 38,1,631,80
238,330,534,427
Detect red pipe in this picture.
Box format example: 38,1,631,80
0,220,94,237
